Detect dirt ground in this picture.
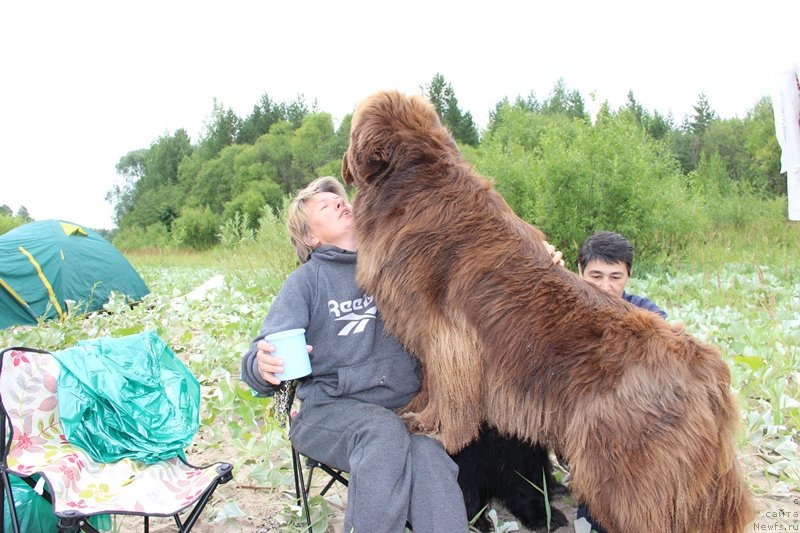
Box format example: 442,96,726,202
124,440,800,533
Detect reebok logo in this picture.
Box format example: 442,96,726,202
329,295,376,336
334,306,377,335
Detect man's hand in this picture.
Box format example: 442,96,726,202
543,241,565,266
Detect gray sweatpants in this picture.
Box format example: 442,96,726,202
290,396,469,533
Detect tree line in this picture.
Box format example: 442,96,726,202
78,74,791,256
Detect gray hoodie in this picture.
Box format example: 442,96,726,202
241,245,421,410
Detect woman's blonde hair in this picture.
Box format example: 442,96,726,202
286,176,349,263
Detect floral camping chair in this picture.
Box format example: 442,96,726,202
0,347,233,532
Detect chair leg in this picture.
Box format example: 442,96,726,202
319,475,337,496
292,446,313,530
303,460,318,495
317,464,347,496
174,463,233,533
178,463,233,532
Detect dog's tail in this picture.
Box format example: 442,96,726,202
682,330,757,533
568,317,756,533
701,369,756,531
696,458,756,532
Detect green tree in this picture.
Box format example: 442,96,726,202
16,206,31,222
237,93,287,144
111,131,192,228
623,90,673,140
332,114,352,159
743,97,784,195
479,104,701,265
223,180,283,229
690,93,717,136
190,144,246,213
259,121,298,191
285,95,311,129
291,113,336,185
113,222,172,250
696,96,784,196
146,128,192,187
109,148,148,224
673,93,719,173
484,100,578,154
541,79,590,122
0,213,24,236
423,73,479,146
121,184,183,230
171,205,221,250
690,151,730,196
646,110,673,140
670,123,695,174
701,118,749,183
197,99,241,159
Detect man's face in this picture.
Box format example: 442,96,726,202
303,192,354,249
579,259,630,298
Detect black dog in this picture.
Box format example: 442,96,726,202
453,424,568,532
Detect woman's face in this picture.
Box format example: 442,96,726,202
303,192,355,249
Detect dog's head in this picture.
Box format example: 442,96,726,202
342,90,459,189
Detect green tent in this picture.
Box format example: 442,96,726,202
0,220,150,329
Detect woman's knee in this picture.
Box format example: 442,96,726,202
363,412,412,446
410,435,459,476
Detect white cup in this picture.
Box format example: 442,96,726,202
266,328,311,380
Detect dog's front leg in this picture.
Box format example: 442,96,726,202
401,319,484,453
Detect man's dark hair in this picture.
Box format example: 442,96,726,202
577,231,634,275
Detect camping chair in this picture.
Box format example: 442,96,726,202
0,347,234,533
277,381,411,531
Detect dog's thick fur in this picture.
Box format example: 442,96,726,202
454,424,568,531
342,90,756,533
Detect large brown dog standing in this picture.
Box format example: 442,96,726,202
342,90,755,532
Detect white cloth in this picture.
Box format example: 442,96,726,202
772,63,800,220
788,169,800,221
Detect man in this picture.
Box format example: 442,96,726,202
577,230,666,319
574,230,667,532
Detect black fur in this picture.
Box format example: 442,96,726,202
453,424,569,532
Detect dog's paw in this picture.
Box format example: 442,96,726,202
469,513,493,533
521,507,569,532
400,412,451,446
549,507,569,529
400,408,443,433
549,480,570,497
400,411,433,433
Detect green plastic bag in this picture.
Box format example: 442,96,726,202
2,475,57,533
1,475,111,533
51,330,200,464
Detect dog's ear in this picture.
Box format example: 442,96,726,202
345,128,396,186
342,152,353,185
360,147,393,184
342,142,392,186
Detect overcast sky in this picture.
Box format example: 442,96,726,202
2,0,798,229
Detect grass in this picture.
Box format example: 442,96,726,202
2,208,799,531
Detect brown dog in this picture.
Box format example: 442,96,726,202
341,90,755,532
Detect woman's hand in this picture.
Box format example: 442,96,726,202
256,339,313,385
256,340,285,385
